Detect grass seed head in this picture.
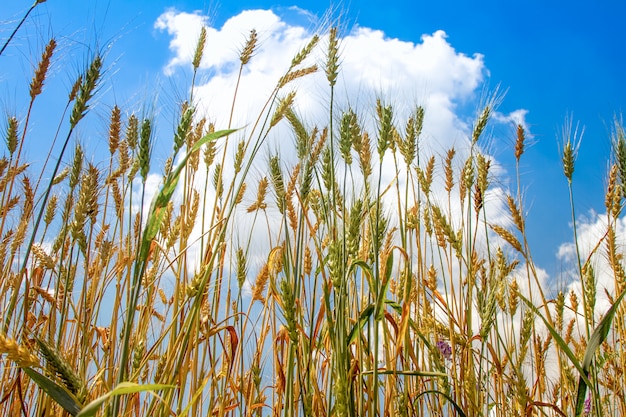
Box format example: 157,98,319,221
0,156,7,178
240,29,257,65
116,139,130,175
70,55,103,128
235,182,246,205
44,194,58,225
562,140,575,182
21,175,34,218
286,163,300,230
236,247,247,289
30,38,56,99
606,163,622,217
291,34,319,68
304,246,312,276
126,114,139,149
72,165,101,250
518,308,534,363
613,119,626,193
507,195,525,233
286,108,309,159
203,138,217,167
68,74,82,102
279,279,298,343
269,155,286,212
69,144,84,189
193,26,207,70
5,116,18,155
555,290,565,331
358,132,372,179
417,156,435,196
108,105,121,155
247,176,268,212
270,91,296,128
325,27,339,87
472,105,490,144
278,65,318,88
347,199,363,258
376,100,393,158
32,244,55,269
139,118,152,181
480,283,499,339
515,123,525,160
36,338,85,396
212,163,223,197
174,103,194,154
309,126,326,164
582,262,596,321
490,224,522,253
443,147,456,193
339,109,359,165
560,118,583,183
234,139,246,173
508,280,519,316
252,264,270,302
0,333,39,368
476,153,490,194
569,289,579,314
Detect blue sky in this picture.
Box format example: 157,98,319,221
2,0,626,279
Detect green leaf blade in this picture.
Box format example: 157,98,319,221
77,382,174,417
24,367,82,416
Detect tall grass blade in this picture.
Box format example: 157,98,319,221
23,367,82,416
348,304,374,345
77,382,174,417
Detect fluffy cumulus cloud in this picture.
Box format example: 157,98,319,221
154,10,209,74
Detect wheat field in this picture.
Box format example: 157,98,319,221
1,3,625,416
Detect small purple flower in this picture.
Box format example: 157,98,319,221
583,396,591,415
436,340,452,361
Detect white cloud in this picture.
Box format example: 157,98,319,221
493,108,533,138
341,28,483,97
154,10,209,75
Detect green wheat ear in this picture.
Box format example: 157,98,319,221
35,337,85,398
